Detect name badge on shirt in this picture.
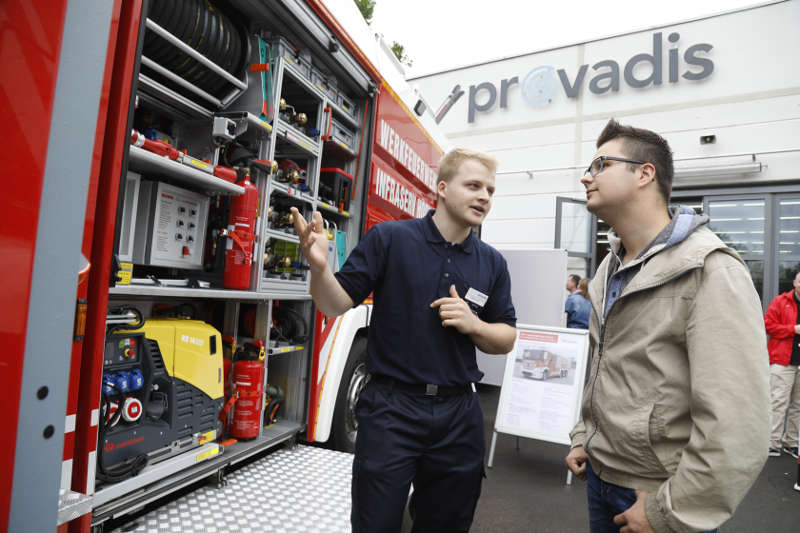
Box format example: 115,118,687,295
465,287,488,308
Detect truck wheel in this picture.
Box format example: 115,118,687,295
542,369,549,380
331,337,368,453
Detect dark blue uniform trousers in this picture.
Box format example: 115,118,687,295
351,381,486,533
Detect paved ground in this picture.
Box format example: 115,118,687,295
472,384,800,532
104,383,800,532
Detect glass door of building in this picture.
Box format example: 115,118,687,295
705,196,770,304
555,196,593,277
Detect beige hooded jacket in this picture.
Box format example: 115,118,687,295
570,214,769,533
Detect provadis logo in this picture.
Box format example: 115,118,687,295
465,32,714,123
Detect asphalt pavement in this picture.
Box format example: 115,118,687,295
472,384,800,533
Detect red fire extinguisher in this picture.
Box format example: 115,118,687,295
231,341,265,440
222,171,258,290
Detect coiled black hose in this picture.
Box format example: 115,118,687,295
143,0,250,101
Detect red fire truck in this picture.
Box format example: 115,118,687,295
520,349,570,380
0,0,447,530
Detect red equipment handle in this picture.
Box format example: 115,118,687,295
321,107,333,140
224,229,255,262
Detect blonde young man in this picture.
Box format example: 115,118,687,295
564,119,769,533
291,148,516,532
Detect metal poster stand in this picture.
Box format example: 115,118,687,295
487,324,590,485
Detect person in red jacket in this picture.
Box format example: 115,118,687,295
764,272,800,458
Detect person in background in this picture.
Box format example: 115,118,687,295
763,271,800,459
578,278,590,302
565,274,591,329
564,119,769,533
292,147,516,532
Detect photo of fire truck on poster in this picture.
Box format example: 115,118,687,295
489,325,590,458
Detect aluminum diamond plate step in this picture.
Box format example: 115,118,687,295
112,445,354,533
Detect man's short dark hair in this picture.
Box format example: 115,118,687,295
569,274,581,285
597,119,674,205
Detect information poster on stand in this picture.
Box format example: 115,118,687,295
493,324,590,447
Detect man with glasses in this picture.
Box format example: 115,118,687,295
564,119,769,533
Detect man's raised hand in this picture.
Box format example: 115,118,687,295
290,208,329,273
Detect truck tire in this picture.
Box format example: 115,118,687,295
331,337,368,453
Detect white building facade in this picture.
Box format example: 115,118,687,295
413,0,800,307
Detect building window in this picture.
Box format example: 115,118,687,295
777,197,800,296
707,199,765,302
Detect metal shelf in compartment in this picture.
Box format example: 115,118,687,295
91,422,304,524
110,285,265,301
317,200,351,218
215,420,304,467
265,228,301,243
260,276,309,295
275,119,320,157
328,99,360,129
270,179,315,205
322,138,357,160
109,284,313,301
128,145,244,195
282,60,326,101
91,442,221,508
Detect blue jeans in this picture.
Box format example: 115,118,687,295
586,461,719,533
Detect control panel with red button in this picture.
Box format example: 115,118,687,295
132,181,209,269
104,335,141,366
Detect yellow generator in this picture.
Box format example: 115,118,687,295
98,318,223,482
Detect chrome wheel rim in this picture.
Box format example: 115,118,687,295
344,362,368,442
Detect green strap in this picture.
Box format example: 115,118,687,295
258,38,274,121
258,38,268,119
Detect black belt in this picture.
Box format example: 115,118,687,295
369,374,473,397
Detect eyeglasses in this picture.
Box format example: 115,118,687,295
585,156,647,177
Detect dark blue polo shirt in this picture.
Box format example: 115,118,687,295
334,210,516,386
